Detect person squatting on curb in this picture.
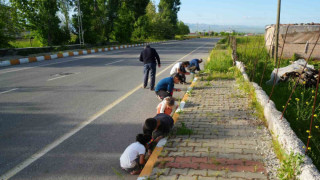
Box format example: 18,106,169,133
154,73,183,100
139,45,161,91
157,97,179,116
188,58,203,73
170,61,190,84
120,134,152,175
143,113,174,155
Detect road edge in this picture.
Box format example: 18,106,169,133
137,77,198,180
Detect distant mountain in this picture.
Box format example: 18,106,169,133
186,23,265,34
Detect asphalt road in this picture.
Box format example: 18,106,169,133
0,38,218,180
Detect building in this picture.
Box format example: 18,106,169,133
265,24,320,60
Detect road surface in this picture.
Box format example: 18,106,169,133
0,38,218,180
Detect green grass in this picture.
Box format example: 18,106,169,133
9,39,43,48
175,122,193,135
236,35,320,170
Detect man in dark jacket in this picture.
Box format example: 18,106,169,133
139,45,161,90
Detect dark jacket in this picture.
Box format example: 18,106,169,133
153,113,174,135
139,47,160,64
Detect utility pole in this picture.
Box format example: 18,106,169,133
274,0,281,65
77,0,84,46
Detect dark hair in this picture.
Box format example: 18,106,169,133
145,45,151,48
198,58,203,63
173,73,183,82
143,118,157,135
136,134,152,145
182,61,190,66
166,97,176,106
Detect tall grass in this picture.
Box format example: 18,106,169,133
9,39,43,48
236,35,320,170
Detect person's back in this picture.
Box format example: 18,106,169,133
140,47,160,64
153,113,174,135
140,45,161,90
120,142,145,169
155,77,174,92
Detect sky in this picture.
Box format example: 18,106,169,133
155,0,319,27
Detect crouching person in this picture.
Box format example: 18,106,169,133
120,134,152,175
143,113,174,154
155,73,183,100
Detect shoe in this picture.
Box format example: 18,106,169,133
142,86,147,89
150,88,155,91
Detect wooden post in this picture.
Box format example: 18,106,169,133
274,0,281,65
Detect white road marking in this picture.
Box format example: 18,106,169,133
47,72,80,81
0,42,211,180
0,88,18,95
105,60,124,66
0,50,128,75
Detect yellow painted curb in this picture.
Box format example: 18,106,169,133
57,53,63,58
68,52,74,56
138,79,197,179
28,57,37,63
10,59,20,65
78,51,83,55
44,55,51,60
87,50,91,54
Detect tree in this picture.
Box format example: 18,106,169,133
113,1,135,42
10,0,69,46
0,0,22,48
177,21,189,35
158,0,180,26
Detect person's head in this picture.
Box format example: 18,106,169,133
198,59,203,63
173,73,183,84
182,61,190,67
165,97,176,108
145,45,151,49
136,134,152,146
143,118,157,135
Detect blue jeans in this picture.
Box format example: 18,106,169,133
143,63,156,88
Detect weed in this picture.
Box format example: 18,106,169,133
277,152,304,180
176,122,193,135
111,167,124,180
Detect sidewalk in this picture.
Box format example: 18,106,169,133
149,79,279,179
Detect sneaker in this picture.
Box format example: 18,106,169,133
150,88,155,91
142,86,147,89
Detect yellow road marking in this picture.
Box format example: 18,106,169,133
0,42,209,180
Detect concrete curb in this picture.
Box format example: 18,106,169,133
0,41,166,67
236,61,320,180
137,77,198,180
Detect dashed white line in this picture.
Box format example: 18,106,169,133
105,60,124,66
0,88,18,95
47,72,80,81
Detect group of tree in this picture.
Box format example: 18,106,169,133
0,0,190,48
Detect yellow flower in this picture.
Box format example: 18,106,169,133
303,146,306,149
303,81,306,84
295,98,300,102
288,103,290,105
312,90,315,93
316,126,319,129
308,136,312,138
306,102,309,105
296,118,299,120
312,96,315,98
282,106,285,108
306,130,310,133
314,114,318,118
308,147,311,150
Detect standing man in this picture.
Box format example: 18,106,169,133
188,58,203,73
140,45,161,91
